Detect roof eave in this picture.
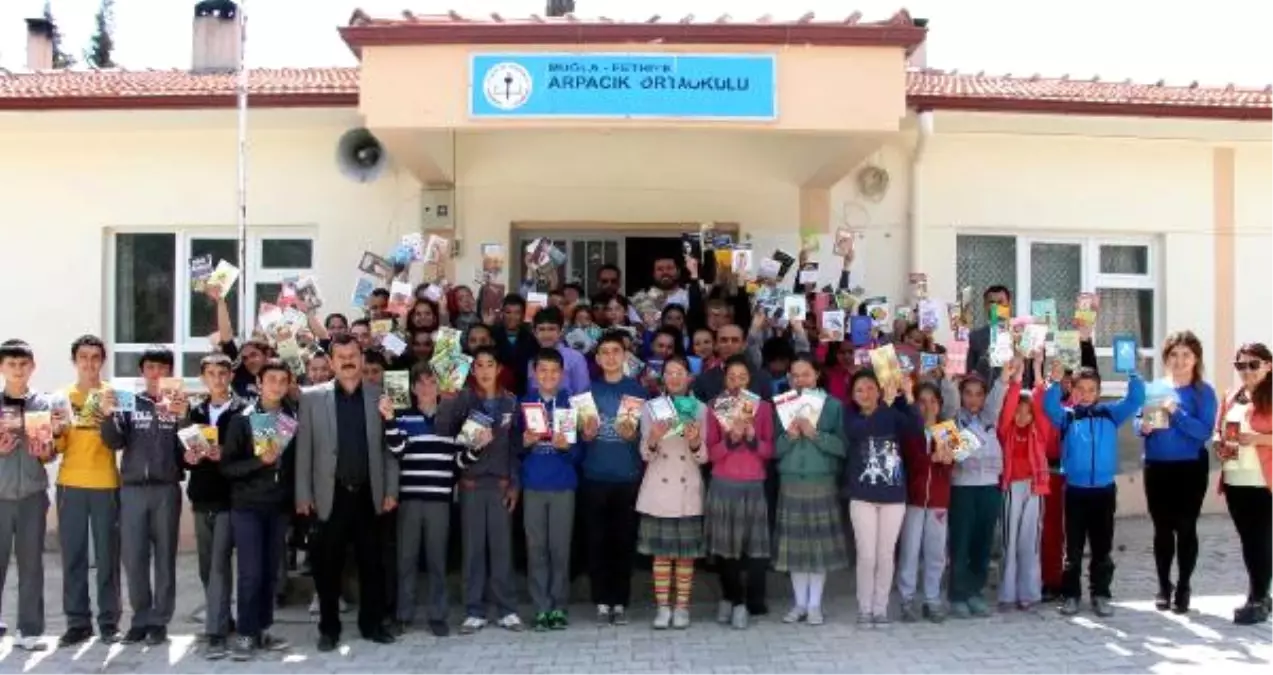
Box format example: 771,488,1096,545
337,23,927,58
909,95,1273,122
0,91,359,112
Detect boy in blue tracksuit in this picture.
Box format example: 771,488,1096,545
519,349,584,631
1043,362,1144,617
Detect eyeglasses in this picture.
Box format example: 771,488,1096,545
1234,360,1265,372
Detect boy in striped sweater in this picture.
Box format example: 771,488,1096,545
385,363,466,637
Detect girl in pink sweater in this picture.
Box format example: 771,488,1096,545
704,355,776,629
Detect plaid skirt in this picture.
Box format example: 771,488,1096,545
773,480,849,573
637,515,705,559
704,478,771,559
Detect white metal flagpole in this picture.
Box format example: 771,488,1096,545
235,1,249,333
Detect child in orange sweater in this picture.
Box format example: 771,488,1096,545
997,353,1052,611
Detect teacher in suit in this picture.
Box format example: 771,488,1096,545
295,333,399,651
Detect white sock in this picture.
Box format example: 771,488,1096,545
790,572,810,609
808,573,827,610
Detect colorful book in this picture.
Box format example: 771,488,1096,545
432,353,473,393
457,411,494,448
570,392,599,426
833,228,855,257
1075,292,1100,327
351,277,375,309
646,396,677,424
1055,331,1081,370
616,395,644,429
553,407,577,444
249,412,296,457
521,403,550,438
820,310,845,342
205,260,240,297
1,404,21,431
849,315,873,346
23,411,53,445
110,378,137,413
384,371,410,409
388,281,413,317
480,244,506,279
783,294,808,322
159,377,184,411
73,389,103,428
189,254,214,292
869,344,903,392
1031,299,1058,335
945,341,969,377
178,425,214,457
1113,335,1138,374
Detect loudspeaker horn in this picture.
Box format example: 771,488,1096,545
336,128,387,183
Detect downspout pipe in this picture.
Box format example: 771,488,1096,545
908,110,934,275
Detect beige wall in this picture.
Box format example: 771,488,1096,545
1233,144,1273,362
359,43,907,133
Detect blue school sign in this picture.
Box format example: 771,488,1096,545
469,53,777,120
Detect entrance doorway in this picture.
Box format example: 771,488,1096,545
623,236,685,296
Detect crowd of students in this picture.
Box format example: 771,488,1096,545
0,252,1269,663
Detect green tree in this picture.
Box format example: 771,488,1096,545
43,1,75,69
84,0,116,68
546,1,575,17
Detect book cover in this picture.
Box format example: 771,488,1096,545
1113,335,1138,374
384,371,410,409
570,392,599,426
1031,299,1058,334
1022,324,1050,355
433,327,463,357
773,390,804,430
178,426,213,456
917,299,942,333
206,260,240,296
388,281,413,317
1075,292,1100,327
23,411,53,445
522,403,550,437
833,228,855,257
73,389,103,428
1055,331,1081,370
920,352,941,377
481,243,506,279
357,251,394,280
424,235,450,265
617,395,644,428
869,344,903,391
457,410,494,448
820,310,845,342
400,232,426,261
1,404,21,431
945,340,969,376
553,407,577,444
351,277,375,309
370,319,395,338
797,262,819,287
731,249,754,276
783,294,808,322
381,333,407,357
623,353,645,379
432,353,473,393
988,329,1015,368
479,282,507,316
862,297,891,331
110,378,137,413
646,396,676,423
189,254,214,292
293,276,324,311
849,315,873,346
159,377,184,411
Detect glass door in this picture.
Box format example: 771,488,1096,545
515,234,623,295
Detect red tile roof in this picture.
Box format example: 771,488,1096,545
0,69,1268,122
0,67,359,110
909,70,1272,121
340,9,928,52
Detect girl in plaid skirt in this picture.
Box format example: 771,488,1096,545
773,356,848,626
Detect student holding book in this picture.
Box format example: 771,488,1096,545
183,354,248,660
897,382,955,623
773,355,848,626
635,355,708,630
1216,343,1272,625
940,360,1011,619
53,335,123,648
842,369,921,626
436,346,525,635
0,339,62,652
581,332,648,626
385,363,463,637
219,359,298,660
99,346,188,646
519,349,584,631
997,353,1052,612
705,356,776,630
1043,358,1145,617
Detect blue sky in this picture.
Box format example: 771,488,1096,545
2,0,1269,87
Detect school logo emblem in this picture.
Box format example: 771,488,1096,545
483,62,533,111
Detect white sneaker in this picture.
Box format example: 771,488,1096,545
671,608,691,630
459,616,487,635
652,606,672,630
807,607,825,626
496,613,524,632
16,634,48,652
783,606,807,624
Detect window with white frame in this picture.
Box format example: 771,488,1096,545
956,234,1159,394
109,230,316,380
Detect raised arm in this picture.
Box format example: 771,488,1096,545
983,375,1010,425
999,380,1022,441
1042,380,1068,430
1107,374,1147,426
940,377,961,421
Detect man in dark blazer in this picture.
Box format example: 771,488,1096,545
295,333,399,651
965,284,1013,384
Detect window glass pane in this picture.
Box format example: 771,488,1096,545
113,352,142,378
183,352,214,378
1030,243,1082,330
255,283,283,331
261,239,313,269
1100,245,1149,275
956,235,1017,324
1095,288,1154,348
189,238,239,340
115,233,176,343
1096,355,1155,383
571,241,586,286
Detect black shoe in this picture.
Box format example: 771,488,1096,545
1041,588,1060,603
317,634,339,652
230,635,255,661
427,620,449,637
1155,583,1173,611
364,629,396,645
388,620,408,637
58,626,94,647
204,636,229,661
1172,586,1191,615
121,626,148,644
99,625,121,644
146,626,168,645
1234,600,1270,625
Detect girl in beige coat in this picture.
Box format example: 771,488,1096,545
635,357,709,630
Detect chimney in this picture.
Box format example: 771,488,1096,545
192,0,241,73
907,17,929,71
25,18,54,71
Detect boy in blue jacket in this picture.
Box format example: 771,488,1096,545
520,349,584,631
1043,362,1145,617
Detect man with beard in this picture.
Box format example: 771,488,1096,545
295,334,399,651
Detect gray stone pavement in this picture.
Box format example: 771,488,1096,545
1,515,1269,673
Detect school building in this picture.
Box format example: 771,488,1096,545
1,4,1270,523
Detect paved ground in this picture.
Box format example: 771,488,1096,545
0,515,1269,674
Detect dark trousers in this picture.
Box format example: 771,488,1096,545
719,557,768,611
58,486,121,632
1225,485,1272,602
380,511,398,622
1062,485,1117,600
1041,474,1066,591
582,481,639,608
313,486,385,638
1144,454,1209,592
231,509,285,639
948,485,1003,603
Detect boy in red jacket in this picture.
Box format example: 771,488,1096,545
896,383,956,622
998,357,1052,611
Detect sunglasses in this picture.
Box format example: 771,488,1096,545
1234,360,1265,372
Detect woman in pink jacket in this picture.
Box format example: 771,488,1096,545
704,355,776,630
635,356,709,630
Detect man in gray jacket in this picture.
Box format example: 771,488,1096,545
99,346,188,646
0,340,62,652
